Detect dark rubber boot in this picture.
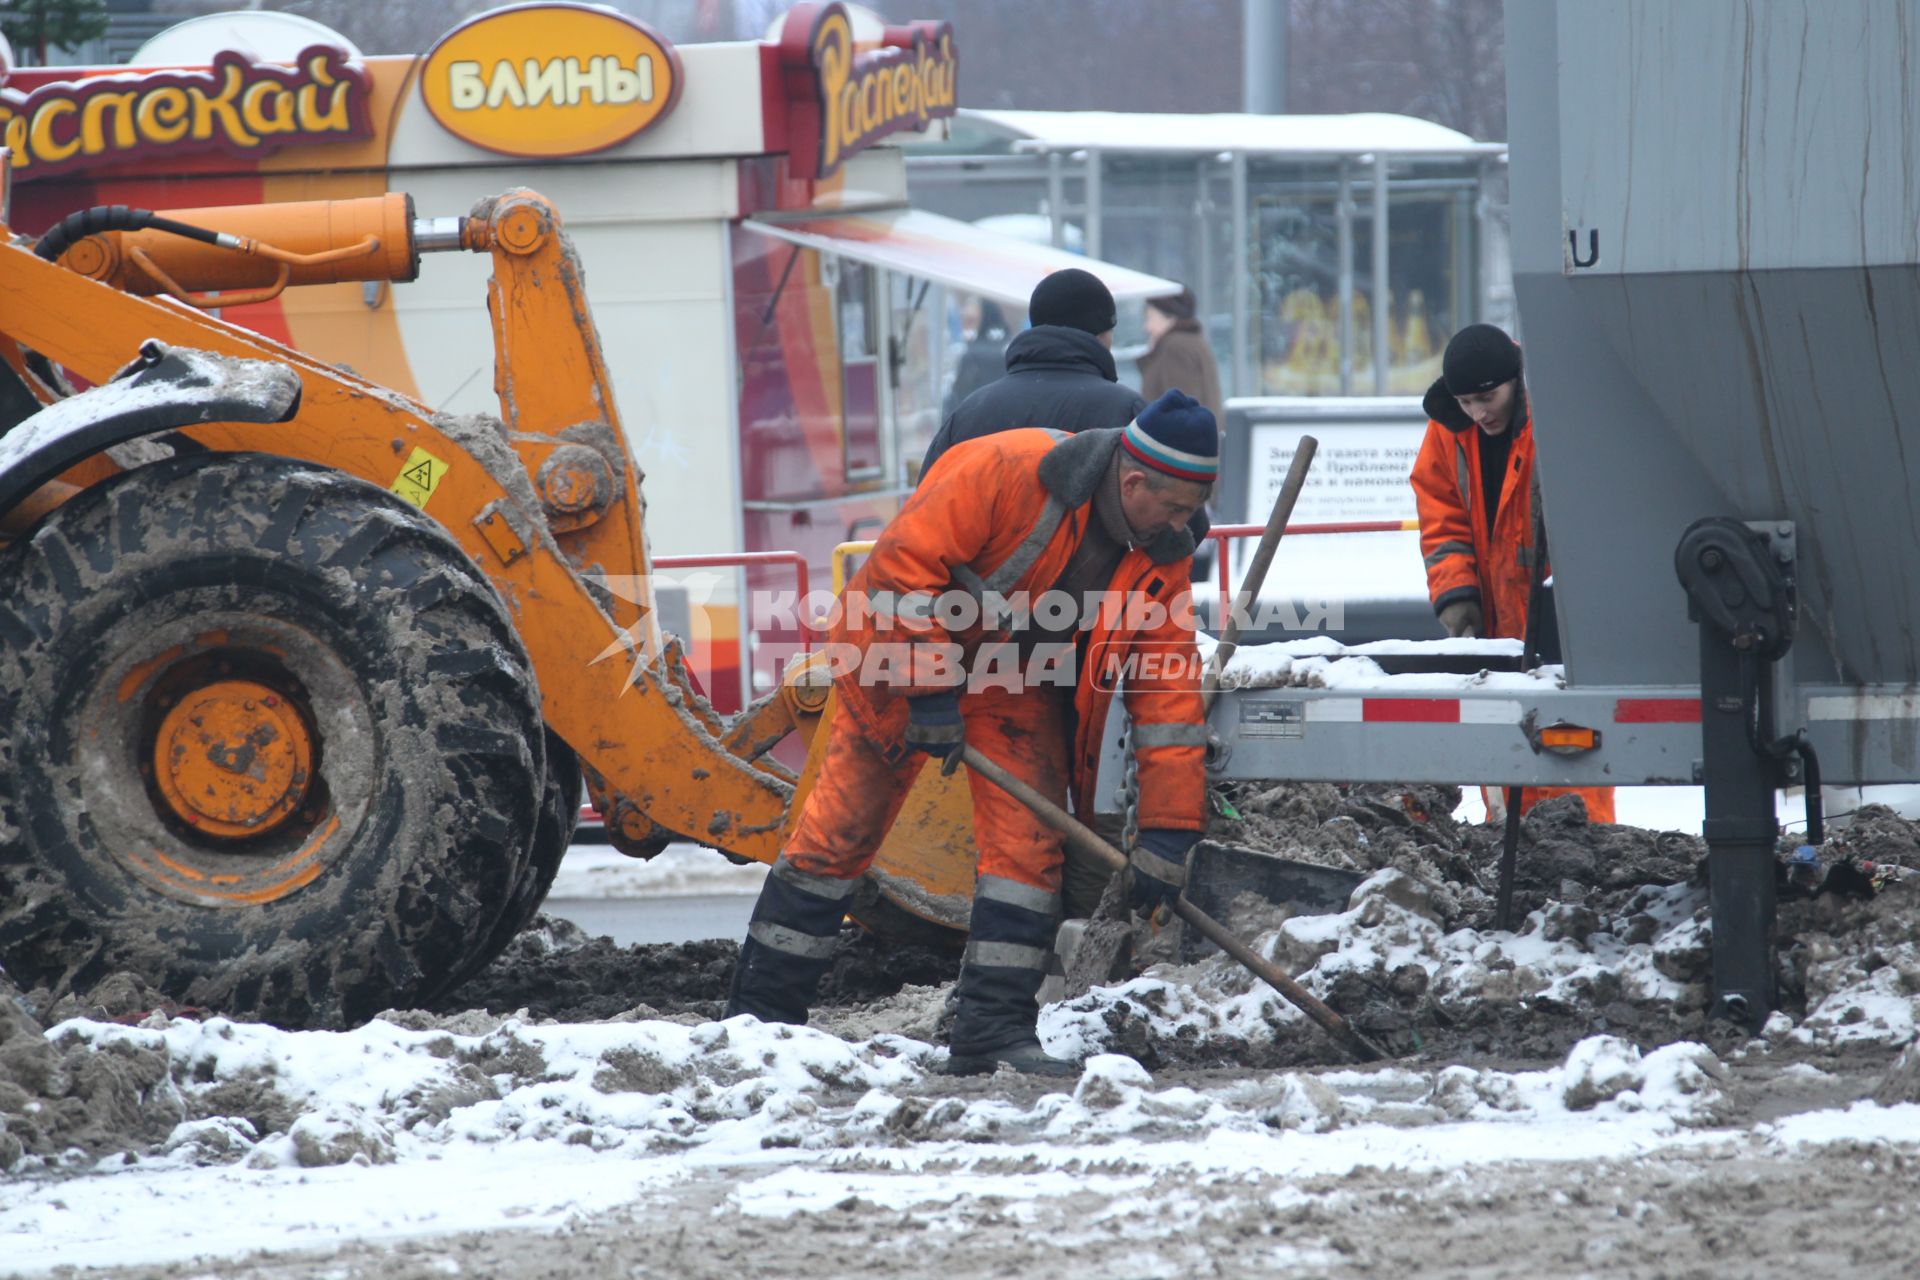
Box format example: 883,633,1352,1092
944,1038,1081,1077
947,874,1078,1071
724,856,857,1024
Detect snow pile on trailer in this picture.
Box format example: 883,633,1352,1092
1203,635,1559,693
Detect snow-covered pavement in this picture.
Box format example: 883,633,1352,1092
9,800,1920,1277
544,841,767,902
7,855,1920,1276
3,1004,1914,1276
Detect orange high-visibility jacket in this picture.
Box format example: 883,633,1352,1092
833,428,1207,832
1410,389,1614,823
1410,394,1542,641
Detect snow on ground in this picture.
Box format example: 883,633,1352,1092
1454,783,1801,838
6,864,1920,1276
547,840,767,900
4,1002,1914,1276
10,625,1920,1273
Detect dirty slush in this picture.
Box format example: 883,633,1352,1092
6,786,1920,1277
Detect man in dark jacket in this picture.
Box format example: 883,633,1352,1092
919,268,1144,480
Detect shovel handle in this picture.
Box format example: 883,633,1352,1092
1202,436,1318,713
959,743,1388,1063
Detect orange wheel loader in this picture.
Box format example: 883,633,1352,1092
0,183,974,1027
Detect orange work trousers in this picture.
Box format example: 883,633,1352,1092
1484,784,1617,825
787,685,1072,893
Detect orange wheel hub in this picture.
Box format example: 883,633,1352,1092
152,680,314,839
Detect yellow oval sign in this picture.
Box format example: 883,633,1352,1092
420,3,681,157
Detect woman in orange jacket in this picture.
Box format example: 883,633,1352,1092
1411,324,1616,824
726,392,1219,1076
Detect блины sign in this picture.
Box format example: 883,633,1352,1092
419,2,681,159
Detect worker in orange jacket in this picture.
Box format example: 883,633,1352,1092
1412,324,1616,824
726,391,1218,1076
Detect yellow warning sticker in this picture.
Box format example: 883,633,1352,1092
390,446,449,509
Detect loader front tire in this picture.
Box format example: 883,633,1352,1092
504,733,583,940
436,731,581,993
0,453,544,1028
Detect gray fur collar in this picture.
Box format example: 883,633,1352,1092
1036,428,1196,565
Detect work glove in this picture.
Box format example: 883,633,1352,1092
1129,828,1199,916
1438,598,1483,639
904,689,966,775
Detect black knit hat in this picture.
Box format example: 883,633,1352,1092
1441,323,1522,395
1030,267,1117,335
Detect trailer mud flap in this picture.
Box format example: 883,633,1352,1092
0,340,301,521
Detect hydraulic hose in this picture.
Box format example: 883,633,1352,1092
33,206,228,264
1787,731,1824,845
1739,650,1825,845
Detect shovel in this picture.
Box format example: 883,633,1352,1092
980,436,1388,1063
1199,436,1320,712
1077,437,1324,973
961,742,1388,1063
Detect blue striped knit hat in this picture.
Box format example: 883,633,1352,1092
1121,389,1219,483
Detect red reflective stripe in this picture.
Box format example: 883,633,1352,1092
1363,699,1461,723
1615,698,1702,723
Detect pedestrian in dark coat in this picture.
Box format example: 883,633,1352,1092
944,297,1012,416
919,268,1144,480
1137,288,1224,431
1137,286,1225,580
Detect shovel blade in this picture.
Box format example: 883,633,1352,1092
1180,841,1365,961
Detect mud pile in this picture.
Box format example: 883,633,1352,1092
7,798,1918,1178
428,919,738,1023
1776,811,1920,1044
1211,782,1704,930
427,915,960,1025
1044,797,1920,1071
0,914,961,1172
0,969,186,1171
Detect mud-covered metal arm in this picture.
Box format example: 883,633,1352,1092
449,189,658,649
0,341,300,522
0,205,797,868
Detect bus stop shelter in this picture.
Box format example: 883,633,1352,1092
907,109,1509,400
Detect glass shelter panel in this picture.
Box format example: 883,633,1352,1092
891,273,950,481
837,258,883,480
905,141,1499,401
1248,171,1345,396
1245,166,1471,397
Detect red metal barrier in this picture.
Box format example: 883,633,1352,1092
651,523,1410,689
649,550,815,715
1206,519,1420,626
649,551,815,647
